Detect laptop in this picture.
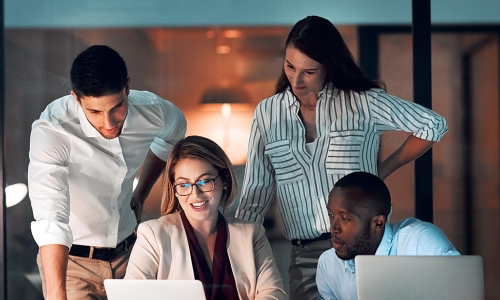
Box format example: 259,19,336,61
104,279,206,300
355,255,484,300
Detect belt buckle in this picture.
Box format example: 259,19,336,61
115,242,125,254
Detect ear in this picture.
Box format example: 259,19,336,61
71,91,81,105
371,214,386,231
126,77,131,95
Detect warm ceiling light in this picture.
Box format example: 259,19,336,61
216,45,231,54
5,183,28,208
221,103,232,119
224,30,242,39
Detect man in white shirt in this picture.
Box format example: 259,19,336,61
316,171,459,300
28,45,187,300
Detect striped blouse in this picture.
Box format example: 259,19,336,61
235,83,447,240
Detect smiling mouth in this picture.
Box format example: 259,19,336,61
191,200,208,209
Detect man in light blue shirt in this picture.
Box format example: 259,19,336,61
316,172,459,300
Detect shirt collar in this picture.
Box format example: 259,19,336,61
77,102,131,138
284,82,339,109
342,221,394,274
78,105,101,138
374,222,394,256
344,258,356,274
318,82,338,99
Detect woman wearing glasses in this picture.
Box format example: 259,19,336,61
125,135,287,300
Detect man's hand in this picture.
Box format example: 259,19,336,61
130,194,144,224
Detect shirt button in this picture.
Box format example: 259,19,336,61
113,206,116,210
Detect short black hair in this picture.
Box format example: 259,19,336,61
70,45,128,98
334,171,391,217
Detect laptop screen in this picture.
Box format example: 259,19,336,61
104,279,206,300
355,255,484,300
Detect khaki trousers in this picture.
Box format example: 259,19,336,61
37,246,132,300
288,239,332,300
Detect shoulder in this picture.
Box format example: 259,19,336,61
391,217,459,254
128,90,164,105
318,247,337,264
392,217,440,234
256,92,289,109
138,213,183,234
36,94,78,126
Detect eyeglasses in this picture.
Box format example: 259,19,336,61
174,174,221,196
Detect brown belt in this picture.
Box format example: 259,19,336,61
69,232,136,261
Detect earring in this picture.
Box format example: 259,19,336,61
223,185,228,190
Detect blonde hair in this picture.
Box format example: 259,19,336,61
161,135,238,215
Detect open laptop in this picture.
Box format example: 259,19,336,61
104,279,206,300
355,255,484,300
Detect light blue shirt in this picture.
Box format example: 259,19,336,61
316,218,460,300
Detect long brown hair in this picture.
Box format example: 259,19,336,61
161,135,238,215
276,15,384,94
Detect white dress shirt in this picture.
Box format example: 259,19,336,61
316,218,460,300
29,90,186,248
236,84,448,240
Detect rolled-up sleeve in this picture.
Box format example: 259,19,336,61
28,122,73,248
371,90,448,142
149,98,187,162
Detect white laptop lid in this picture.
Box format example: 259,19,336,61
355,255,484,300
104,279,206,300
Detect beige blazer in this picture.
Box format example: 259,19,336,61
125,212,288,300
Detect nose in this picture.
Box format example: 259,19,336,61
330,217,341,234
191,184,203,196
103,113,116,129
293,73,304,86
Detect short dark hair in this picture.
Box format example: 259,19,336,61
334,171,391,217
161,136,238,215
276,15,384,94
70,45,128,98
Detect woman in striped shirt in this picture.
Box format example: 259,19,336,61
235,15,447,300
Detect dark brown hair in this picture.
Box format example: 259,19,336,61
276,16,384,94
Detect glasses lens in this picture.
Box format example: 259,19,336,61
176,183,192,196
196,179,214,192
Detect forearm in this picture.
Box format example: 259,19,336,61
40,244,69,300
378,135,435,180
133,149,166,201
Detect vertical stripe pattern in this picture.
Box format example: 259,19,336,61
235,84,447,240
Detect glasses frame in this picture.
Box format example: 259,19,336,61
173,173,221,196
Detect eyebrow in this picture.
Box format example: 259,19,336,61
175,172,216,182
285,59,320,71
85,100,125,112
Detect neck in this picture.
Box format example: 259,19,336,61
190,218,218,239
296,93,319,106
